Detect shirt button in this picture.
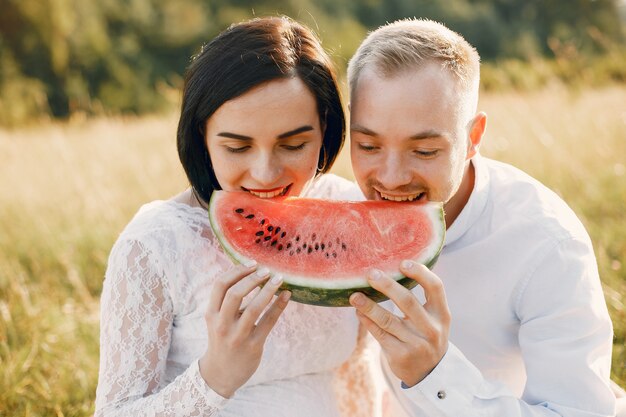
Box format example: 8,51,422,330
437,390,446,399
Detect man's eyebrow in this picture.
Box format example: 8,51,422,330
350,124,378,137
351,124,443,140
410,130,443,140
277,125,314,139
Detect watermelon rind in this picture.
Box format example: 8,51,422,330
278,259,440,307
209,192,445,307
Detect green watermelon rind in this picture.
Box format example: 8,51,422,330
277,253,441,307
209,192,446,307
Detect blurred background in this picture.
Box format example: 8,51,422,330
1,0,626,124
0,0,625,415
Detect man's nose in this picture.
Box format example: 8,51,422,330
377,153,412,190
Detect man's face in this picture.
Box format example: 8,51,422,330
350,62,482,221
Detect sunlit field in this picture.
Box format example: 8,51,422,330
1,86,625,415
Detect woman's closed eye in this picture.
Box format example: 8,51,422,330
223,142,307,153
224,145,251,153
281,142,307,151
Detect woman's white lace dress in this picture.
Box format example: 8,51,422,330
95,174,368,417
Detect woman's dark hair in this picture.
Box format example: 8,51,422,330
177,16,346,203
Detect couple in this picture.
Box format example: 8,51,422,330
94,16,620,417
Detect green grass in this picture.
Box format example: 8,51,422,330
0,86,625,415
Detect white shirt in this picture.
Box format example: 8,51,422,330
94,174,364,417
383,155,616,416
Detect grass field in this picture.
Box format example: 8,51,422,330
0,85,625,415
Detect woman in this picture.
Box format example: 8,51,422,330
94,16,371,417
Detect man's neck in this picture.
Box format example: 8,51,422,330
444,160,475,228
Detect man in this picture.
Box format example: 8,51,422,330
347,19,617,416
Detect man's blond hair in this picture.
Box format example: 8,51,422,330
348,19,480,96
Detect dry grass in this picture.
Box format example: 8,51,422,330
0,86,625,415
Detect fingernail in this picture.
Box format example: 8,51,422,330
350,293,365,307
369,269,382,281
256,267,270,277
244,259,257,267
280,291,291,301
270,274,283,285
401,260,415,269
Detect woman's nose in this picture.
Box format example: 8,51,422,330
250,152,283,186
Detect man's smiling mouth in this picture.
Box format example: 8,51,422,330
377,190,425,202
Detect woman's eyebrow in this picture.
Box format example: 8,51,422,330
216,132,252,141
277,125,314,139
216,125,314,141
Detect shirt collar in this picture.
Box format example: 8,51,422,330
444,154,490,246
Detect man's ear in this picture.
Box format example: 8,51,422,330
467,112,487,160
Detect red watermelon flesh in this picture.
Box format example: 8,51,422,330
209,191,445,306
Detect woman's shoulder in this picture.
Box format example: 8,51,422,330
106,199,212,275
304,174,364,201
114,199,207,248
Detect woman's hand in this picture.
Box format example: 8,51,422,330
199,263,291,397
349,261,450,387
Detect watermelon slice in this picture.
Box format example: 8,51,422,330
209,191,445,307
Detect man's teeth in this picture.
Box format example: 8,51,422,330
379,192,423,202
249,187,288,198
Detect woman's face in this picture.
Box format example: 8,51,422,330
205,77,323,198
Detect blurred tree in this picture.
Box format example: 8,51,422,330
0,0,624,126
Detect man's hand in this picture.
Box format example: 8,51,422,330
349,260,450,387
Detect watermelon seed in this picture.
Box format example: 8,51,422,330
289,250,294,256
255,238,261,244
286,243,292,249
235,208,244,213
307,247,313,254
328,242,332,248
277,244,283,251
341,243,347,251
255,231,264,236
264,236,271,241
333,252,337,258
315,243,319,250
246,214,255,219
321,243,325,250
336,237,340,244
296,248,301,253
275,227,281,234
296,235,300,242
260,219,266,225
271,239,278,246
303,243,307,248
281,232,286,238
312,233,317,241
268,225,274,232
325,253,329,258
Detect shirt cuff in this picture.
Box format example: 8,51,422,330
401,343,483,415
191,359,230,408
